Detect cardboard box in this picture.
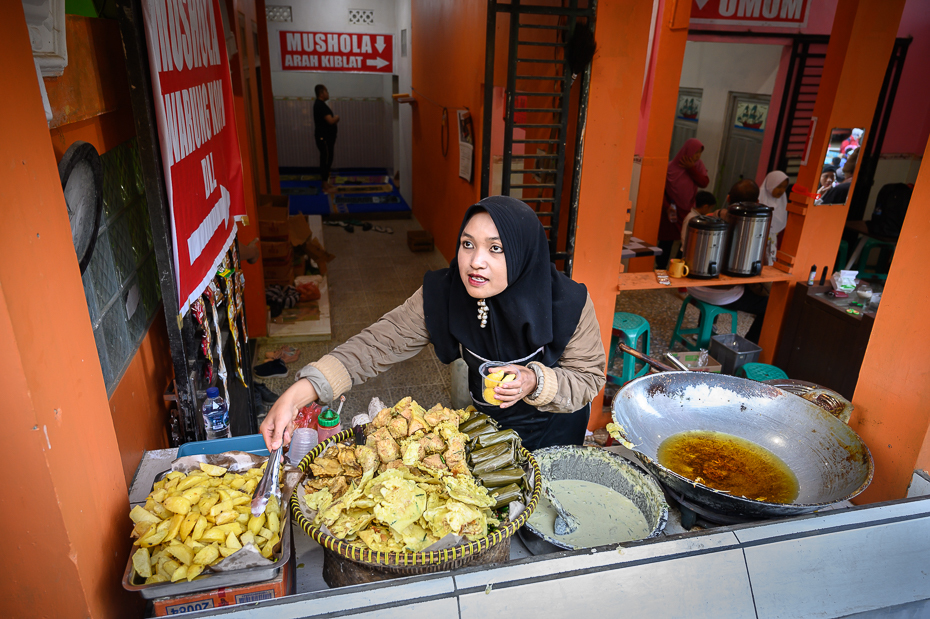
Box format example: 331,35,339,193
262,240,292,262
258,198,289,240
663,351,722,373
258,194,289,209
152,553,294,616
407,230,434,252
263,262,294,286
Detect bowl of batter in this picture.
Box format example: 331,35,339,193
524,446,668,550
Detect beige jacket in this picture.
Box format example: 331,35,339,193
296,287,606,413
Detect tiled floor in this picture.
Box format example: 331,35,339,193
254,218,453,420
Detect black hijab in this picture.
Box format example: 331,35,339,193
423,196,588,367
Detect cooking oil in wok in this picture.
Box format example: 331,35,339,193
657,430,799,504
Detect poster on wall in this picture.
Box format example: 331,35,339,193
457,110,474,182
140,0,246,316
690,0,811,29
279,31,394,73
676,93,702,122
735,101,769,131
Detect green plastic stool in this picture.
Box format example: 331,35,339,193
736,363,788,381
607,312,651,386
668,295,738,352
857,238,895,281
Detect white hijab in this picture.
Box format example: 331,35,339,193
760,171,789,235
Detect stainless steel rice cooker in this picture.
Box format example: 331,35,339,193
683,215,728,279
725,202,773,277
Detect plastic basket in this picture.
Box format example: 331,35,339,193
290,426,540,571
709,333,762,375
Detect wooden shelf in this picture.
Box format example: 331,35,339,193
617,265,794,291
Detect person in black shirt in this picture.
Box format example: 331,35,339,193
313,84,339,192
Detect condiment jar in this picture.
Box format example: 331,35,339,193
317,408,342,443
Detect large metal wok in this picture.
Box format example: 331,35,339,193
611,370,874,520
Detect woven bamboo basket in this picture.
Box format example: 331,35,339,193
290,426,540,576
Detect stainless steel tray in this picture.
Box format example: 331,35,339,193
121,512,291,600
121,469,292,600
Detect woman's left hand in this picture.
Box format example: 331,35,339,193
491,364,538,409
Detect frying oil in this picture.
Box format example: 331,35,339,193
657,430,799,504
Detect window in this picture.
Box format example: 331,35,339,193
265,5,292,22
81,138,161,394
348,9,374,25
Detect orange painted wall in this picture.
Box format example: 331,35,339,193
1,5,139,617
572,0,654,429
852,142,930,502
108,309,173,486
410,0,487,256
228,0,269,337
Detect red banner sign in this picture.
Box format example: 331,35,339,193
690,0,811,28
279,31,394,73
141,0,246,315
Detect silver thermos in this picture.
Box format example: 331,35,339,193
725,202,773,277
683,215,728,278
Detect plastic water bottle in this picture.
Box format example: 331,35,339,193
202,387,230,440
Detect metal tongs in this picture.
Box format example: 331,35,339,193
250,446,283,517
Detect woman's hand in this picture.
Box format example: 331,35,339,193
260,379,318,451
680,152,700,169
491,364,538,409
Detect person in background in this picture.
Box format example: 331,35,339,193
680,191,717,249
657,139,709,268
687,180,769,344
821,148,858,205
841,128,863,153
758,171,790,264
820,166,837,195
313,84,339,193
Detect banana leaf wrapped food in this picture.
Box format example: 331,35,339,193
464,422,499,441
471,429,522,450
476,466,525,488
472,450,520,476
488,483,523,509
468,442,512,466
460,414,499,434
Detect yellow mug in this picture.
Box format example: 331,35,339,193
668,259,689,278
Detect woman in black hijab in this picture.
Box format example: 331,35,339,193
261,196,606,452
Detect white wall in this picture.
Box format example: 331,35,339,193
679,41,783,191
267,0,400,170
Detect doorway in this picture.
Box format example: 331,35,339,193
716,91,771,204
670,87,702,159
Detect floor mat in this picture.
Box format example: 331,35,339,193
281,167,410,216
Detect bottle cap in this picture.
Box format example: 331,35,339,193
206,387,220,398
318,408,340,427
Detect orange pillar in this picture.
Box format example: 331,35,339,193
759,0,907,362
0,5,138,617
572,0,654,430
851,140,930,503
628,0,691,273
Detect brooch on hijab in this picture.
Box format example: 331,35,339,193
477,299,489,328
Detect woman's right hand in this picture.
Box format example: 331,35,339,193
260,379,318,451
